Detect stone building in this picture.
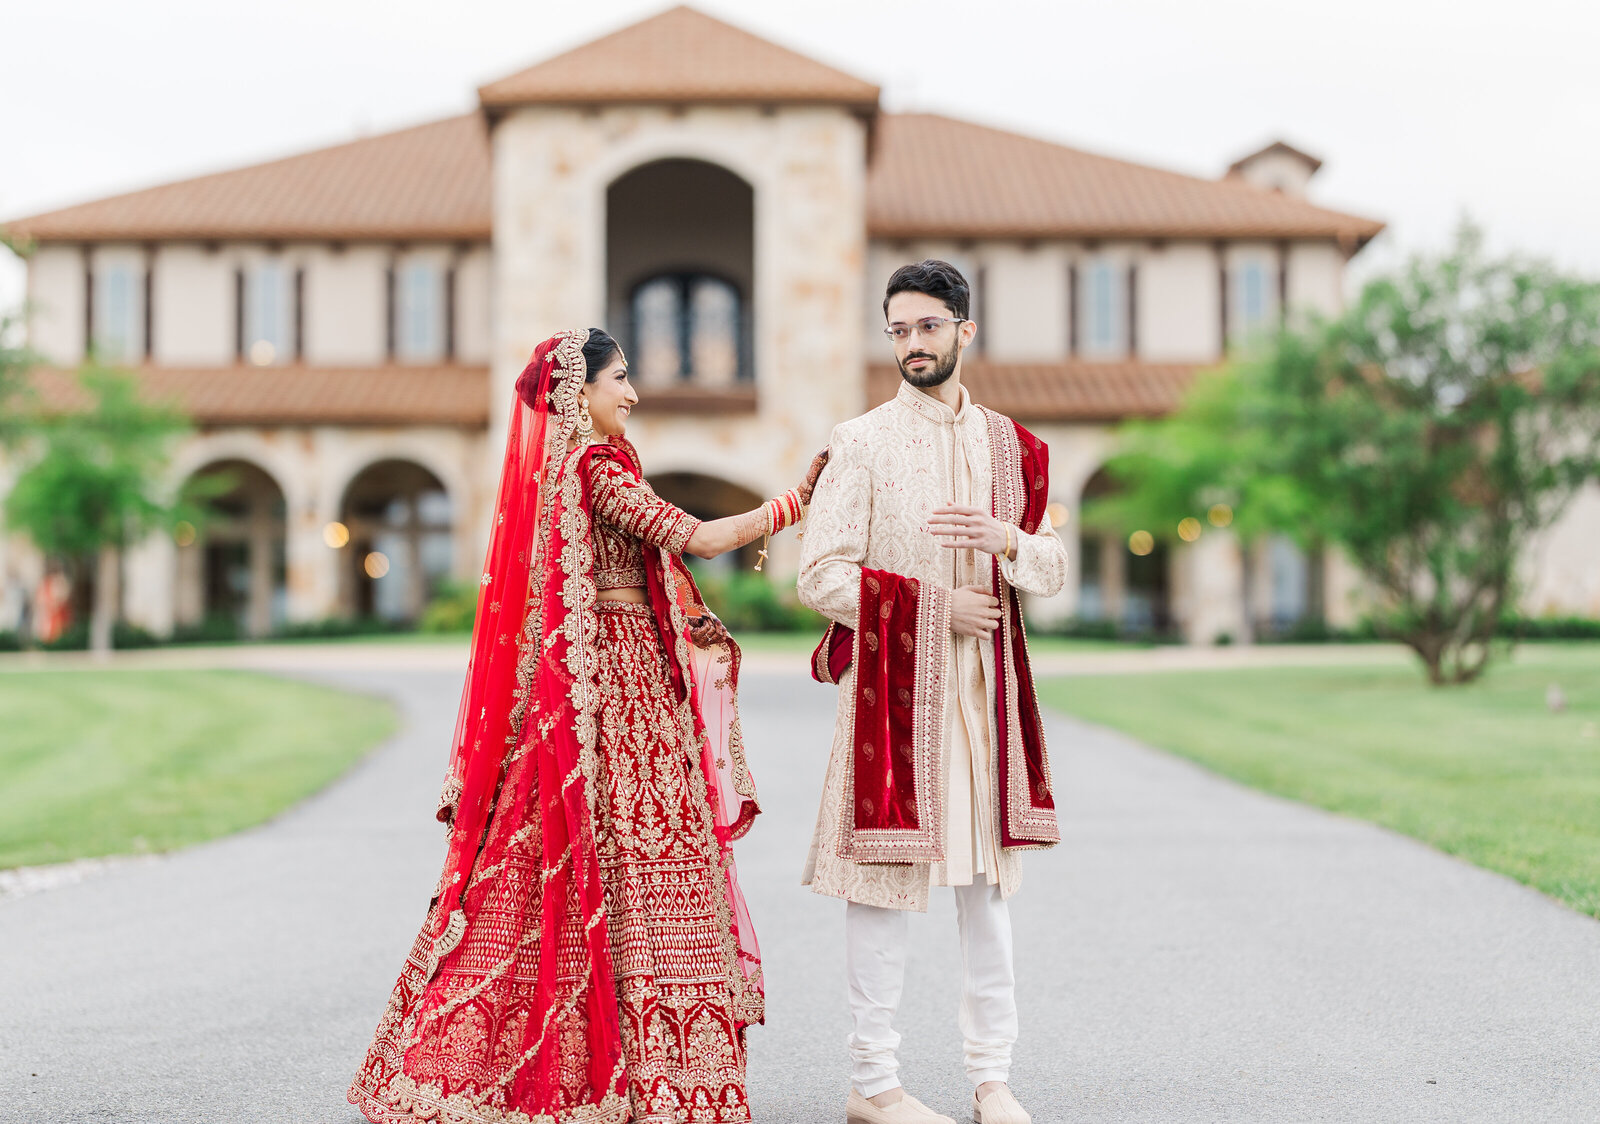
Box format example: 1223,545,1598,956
5,6,1594,641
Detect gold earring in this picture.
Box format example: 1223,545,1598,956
575,398,595,439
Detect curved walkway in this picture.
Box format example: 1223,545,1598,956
1,659,1597,1122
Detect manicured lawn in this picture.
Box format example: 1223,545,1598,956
1038,643,1600,919
0,670,398,868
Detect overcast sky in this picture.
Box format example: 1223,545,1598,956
3,0,1596,318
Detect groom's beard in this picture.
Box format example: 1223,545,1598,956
898,344,959,388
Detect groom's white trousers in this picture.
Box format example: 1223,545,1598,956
844,875,1017,1097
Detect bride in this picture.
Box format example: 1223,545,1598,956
351,328,820,1124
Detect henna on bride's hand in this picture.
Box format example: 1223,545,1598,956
687,614,730,647
797,447,831,505
729,507,770,547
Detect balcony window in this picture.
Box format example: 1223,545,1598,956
629,273,746,387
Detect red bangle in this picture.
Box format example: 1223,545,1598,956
766,489,804,533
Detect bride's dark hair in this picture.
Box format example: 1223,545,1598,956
581,328,621,381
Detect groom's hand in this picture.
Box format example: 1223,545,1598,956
929,505,1008,555
950,586,1002,637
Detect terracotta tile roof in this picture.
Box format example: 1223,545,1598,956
5,115,491,243
5,46,1379,249
27,364,489,427
866,359,1204,423
478,6,880,111
867,115,1383,245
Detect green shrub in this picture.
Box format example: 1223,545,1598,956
39,620,160,651
687,569,825,633
419,580,478,634
1032,616,1177,644
278,616,407,640
1499,614,1600,640
1263,616,1379,644
169,614,242,645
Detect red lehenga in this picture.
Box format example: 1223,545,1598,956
351,331,763,1124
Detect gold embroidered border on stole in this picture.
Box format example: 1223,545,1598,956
982,408,1060,848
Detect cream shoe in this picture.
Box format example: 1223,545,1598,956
845,1088,957,1124
972,1084,1031,1124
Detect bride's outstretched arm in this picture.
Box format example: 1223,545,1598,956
684,449,830,559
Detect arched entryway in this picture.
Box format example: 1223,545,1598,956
175,459,287,638
1077,467,1173,637
651,472,764,571
607,158,754,388
339,460,454,623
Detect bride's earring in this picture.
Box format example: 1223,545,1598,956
575,397,595,439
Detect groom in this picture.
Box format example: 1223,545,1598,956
798,260,1068,1124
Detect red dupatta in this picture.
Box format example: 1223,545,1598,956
810,410,1059,861
351,330,761,1124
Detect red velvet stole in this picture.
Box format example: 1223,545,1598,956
840,569,951,861
810,411,1060,858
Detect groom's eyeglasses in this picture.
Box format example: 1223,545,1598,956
883,316,967,342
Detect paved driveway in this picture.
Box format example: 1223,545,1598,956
2,663,1597,1122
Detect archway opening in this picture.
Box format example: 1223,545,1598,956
176,459,287,638
1077,467,1173,637
606,158,754,388
652,472,764,572
340,460,454,624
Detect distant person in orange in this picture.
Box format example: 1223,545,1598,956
34,568,71,645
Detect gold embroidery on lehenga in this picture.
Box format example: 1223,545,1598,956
352,334,757,1122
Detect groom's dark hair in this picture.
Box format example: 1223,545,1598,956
883,259,971,321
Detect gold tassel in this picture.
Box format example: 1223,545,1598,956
753,533,769,572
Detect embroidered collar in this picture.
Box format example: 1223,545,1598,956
896,379,971,426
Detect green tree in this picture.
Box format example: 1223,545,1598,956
1096,224,1600,684
4,366,194,654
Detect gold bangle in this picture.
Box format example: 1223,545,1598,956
1004,524,1013,560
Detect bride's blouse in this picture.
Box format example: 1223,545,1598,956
588,457,701,589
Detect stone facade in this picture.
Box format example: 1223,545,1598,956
490,104,868,579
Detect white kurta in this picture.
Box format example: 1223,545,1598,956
798,381,1070,911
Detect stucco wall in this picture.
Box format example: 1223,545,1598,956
455,246,493,364
1139,242,1223,361
303,245,386,365
25,245,85,365
152,245,232,364
1286,241,1345,321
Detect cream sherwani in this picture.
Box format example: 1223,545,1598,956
798,381,1069,912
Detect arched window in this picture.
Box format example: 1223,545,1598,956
628,273,746,387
